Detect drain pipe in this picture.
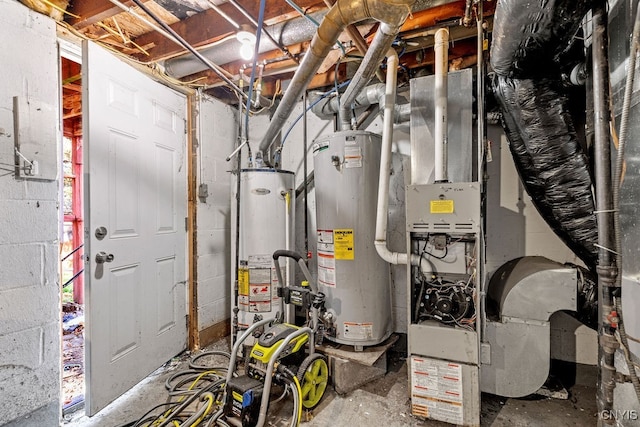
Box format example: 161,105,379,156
434,27,449,183
257,0,415,159
374,48,431,274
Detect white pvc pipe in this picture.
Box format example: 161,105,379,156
374,48,431,274
434,28,449,182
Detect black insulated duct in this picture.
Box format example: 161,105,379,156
490,0,598,268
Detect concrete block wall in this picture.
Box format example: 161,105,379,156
0,1,61,425
196,95,236,331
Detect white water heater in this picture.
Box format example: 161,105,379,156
313,130,392,347
232,169,295,330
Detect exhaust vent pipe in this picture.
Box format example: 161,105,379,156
258,0,415,156
433,27,449,183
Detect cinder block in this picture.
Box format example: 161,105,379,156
329,354,387,395
0,284,59,334
197,275,227,305
0,200,58,245
198,296,230,329
198,252,227,281
0,243,42,291
196,229,227,256
0,326,44,370
43,242,58,285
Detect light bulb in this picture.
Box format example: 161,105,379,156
236,27,256,61
239,42,255,61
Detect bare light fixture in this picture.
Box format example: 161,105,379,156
236,26,257,60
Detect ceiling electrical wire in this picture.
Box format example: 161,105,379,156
205,0,241,30
226,0,297,62
129,0,246,99
274,80,351,166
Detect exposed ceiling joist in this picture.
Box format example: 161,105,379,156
67,0,137,28
129,0,325,61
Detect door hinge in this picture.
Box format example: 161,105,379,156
185,216,189,231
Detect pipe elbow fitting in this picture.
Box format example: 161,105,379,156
367,0,415,27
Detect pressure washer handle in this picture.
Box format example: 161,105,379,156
272,250,317,292
272,249,303,262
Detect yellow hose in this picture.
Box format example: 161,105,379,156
292,376,303,426
191,393,214,427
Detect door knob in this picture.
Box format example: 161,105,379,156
95,251,114,264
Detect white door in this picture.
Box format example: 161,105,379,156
82,41,188,416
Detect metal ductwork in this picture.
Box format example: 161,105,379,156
258,0,416,156
163,11,327,78
481,257,582,398
311,82,411,124
337,23,399,130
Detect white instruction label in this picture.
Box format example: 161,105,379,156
410,356,463,424
343,322,373,340
248,254,272,269
317,229,336,287
317,229,334,244
249,268,270,285
344,146,362,168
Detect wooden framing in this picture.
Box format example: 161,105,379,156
187,92,200,351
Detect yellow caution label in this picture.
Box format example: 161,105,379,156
238,268,249,295
333,229,354,260
430,199,454,214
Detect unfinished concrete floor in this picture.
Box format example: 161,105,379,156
64,336,598,427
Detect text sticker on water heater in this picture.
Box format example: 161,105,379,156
333,229,355,260
430,199,454,214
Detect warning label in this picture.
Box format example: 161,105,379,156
317,249,336,288
344,147,362,168
238,254,275,313
430,199,455,214
410,356,463,425
343,322,373,340
333,229,354,260
317,229,336,287
249,268,271,285
248,254,272,268
238,266,249,296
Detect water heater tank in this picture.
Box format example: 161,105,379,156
232,169,295,330
313,130,392,346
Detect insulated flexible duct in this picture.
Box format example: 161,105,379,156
490,0,598,268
